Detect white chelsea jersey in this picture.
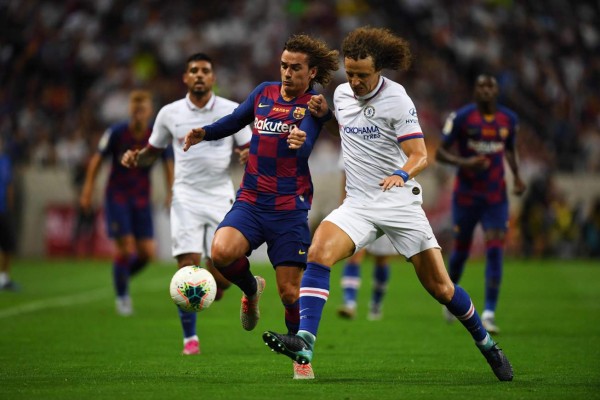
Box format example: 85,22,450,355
334,77,424,207
149,93,252,201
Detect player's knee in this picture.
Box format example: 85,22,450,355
307,242,336,265
278,285,299,305
427,282,454,303
436,283,455,303
210,246,238,268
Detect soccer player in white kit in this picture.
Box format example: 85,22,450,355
336,154,397,321
263,27,513,381
121,53,251,355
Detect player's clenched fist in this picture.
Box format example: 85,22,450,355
121,149,140,168
183,127,206,151
287,125,306,150
308,94,329,118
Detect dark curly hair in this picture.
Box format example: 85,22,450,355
283,34,339,87
342,27,412,72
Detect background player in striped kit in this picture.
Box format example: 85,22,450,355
121,53,251,355
436,74,527,334
0,136,17,291
183,35,338,379
263,27,514,382
80,90,174,316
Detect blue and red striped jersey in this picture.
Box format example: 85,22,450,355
203,82,325,211
441,103,518,205
99,122,171,206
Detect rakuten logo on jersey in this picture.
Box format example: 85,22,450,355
254,117,294,135
467,139,504,154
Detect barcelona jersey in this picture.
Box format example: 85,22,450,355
203,82,324,211
99,122,171,207
441,103,518,205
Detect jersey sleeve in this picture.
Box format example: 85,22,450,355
148,107,173,149
441,111,460,146
390,96,424,143
296,114,322,157
97,127,114,158
204,83,267,141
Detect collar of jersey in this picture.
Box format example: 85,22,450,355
355,76,385,102
185,92,216,111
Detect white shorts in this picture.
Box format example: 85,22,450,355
169,195,233,258
365,235,397,256
324,201,440,259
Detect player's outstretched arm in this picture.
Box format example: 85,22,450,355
121,146,163,168
183,127,206,152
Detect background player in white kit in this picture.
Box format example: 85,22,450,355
121,53,251,355
263,27,513,382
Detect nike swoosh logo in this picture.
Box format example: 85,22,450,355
258,103,270,108
427,236,433,240
298,250,306,255
300,308,309,314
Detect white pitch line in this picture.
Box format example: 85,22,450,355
0,276,169,319
0,287,110,319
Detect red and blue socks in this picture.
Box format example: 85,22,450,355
218,257,257,298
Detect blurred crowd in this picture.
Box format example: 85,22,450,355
1,0,599,257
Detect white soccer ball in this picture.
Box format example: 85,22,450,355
169,265,217,312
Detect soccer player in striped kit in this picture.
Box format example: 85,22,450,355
122,53,252,356
183,35,339,379
436,74,527,334
80,90,174,316
263,27,514,382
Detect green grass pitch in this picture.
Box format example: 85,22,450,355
1,257,599,399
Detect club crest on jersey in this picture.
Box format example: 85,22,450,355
293,107,306,120
499,127,509,139
364,106,375,118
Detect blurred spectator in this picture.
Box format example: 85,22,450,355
582,198,600,257
548,190,580,259
1,1,598,175
519,175,553,258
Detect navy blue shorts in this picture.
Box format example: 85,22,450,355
452,198,508,240
218,201,310,268
104,197,153,239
